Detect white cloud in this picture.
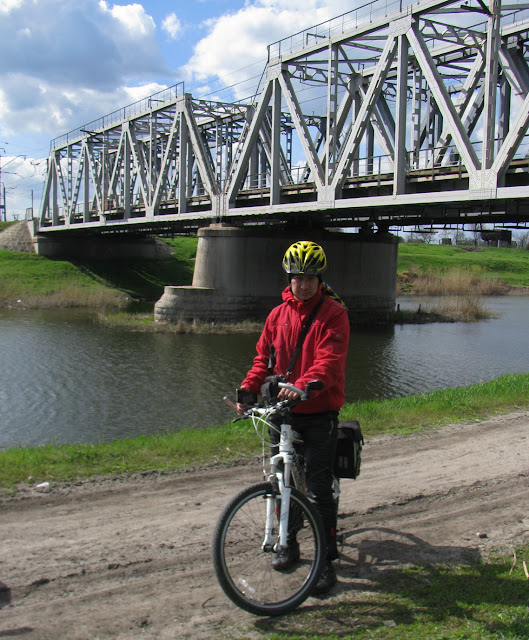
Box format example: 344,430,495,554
1,78,170,141
123,82,167,103
162,12,183,39
100,1,155,36
0,0,170,143
0,0,23,14
183,0,353,99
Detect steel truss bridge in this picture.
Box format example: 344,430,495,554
39,0,529,236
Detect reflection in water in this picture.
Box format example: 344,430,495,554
1,296,528,448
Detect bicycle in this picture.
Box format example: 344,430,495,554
212,380,328,616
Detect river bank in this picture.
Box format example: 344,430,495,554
1,239,529,314
1,372,528,490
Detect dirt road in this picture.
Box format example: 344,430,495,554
1,411,528,640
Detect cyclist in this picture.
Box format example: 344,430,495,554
236,240,350,594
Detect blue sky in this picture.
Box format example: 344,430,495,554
0,0,353,219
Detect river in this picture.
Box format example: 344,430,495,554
1,296,528,449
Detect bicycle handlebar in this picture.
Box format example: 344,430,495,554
225,379,324,421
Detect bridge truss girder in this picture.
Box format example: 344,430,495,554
39,0,529,233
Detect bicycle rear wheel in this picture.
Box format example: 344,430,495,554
212,481,325,616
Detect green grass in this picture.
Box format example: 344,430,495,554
255,550,529,639
0,236,197,306
0,221,16,233
398,243,529,288
339,372,529,434
1,372,527,488
0,251,129,306
0,418,259,487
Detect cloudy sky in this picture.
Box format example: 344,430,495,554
0,0,353,219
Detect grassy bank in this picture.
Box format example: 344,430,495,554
97,311,265,333
0,237,197,307
1,239,529,311
0,251,131,307
1,372,527,490
398,243,529,292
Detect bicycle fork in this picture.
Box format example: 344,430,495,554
262,423,293,553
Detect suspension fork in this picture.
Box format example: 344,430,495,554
262,423,293,551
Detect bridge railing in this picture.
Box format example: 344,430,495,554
267,0,412,60
500,5,529,27
268,0,529,61
50,82,185,150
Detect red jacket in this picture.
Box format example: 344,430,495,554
241,285,350,414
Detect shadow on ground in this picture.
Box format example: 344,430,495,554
255,527,528,638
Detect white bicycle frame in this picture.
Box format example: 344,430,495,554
227,381,317,555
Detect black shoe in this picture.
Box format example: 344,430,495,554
313,561,337,595
271,542,300,571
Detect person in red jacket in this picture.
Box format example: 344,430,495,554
236,240,350,594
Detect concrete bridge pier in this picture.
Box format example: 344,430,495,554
154,224,398,325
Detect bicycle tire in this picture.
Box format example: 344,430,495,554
212,481,326,616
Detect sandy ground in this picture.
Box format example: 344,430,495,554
1,411,528,640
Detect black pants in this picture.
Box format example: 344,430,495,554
271,411,339,561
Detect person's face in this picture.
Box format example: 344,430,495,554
290,275,319,302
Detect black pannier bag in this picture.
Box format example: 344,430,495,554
334,421,364,479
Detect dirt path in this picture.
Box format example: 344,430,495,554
1,411,528,640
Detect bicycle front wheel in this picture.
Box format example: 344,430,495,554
212,481,325,616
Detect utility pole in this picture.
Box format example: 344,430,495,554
0,152,27,221
0,148,4,222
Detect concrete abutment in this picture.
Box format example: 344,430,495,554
154,224,398,325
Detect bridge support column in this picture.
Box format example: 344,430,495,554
154,224,398,325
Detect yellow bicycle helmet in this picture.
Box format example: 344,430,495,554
282,240,327,276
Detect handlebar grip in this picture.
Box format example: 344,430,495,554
278,382,306,400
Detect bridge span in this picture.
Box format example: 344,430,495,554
38,0,529,235
35,0,529,323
